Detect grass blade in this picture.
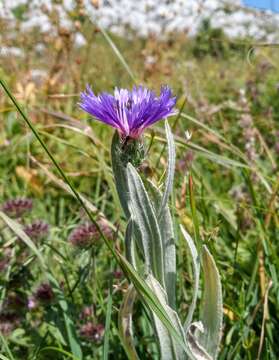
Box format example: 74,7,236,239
103,282,113,360
118,285,139,360
96,23,136,82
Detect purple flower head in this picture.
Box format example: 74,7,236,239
79,85,176,138
69,219,113,248
34,283,54,303
79,322,105,343
2,198,33,218
24,220,49,240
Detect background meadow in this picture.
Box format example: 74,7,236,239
0,1,279,359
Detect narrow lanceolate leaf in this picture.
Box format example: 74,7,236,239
118,285,139,360
186,322,213,360
127,163,165,287
111,132,130,218
149,181,176,309
199,246,223,359
146,275,186,360
158,119,176,220
103,284,113,360
124,220,137,269
117,253,187,353
47,274,83,360
180,225,200,331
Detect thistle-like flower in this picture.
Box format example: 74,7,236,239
24,220,49,240
79,85,176,138
2,198,33,218
79,322,105,343
34,283,54,304
69,219,112,248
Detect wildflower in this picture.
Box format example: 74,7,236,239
34,283,54,304
80,306,94,320
79,322,105,343
79,85,176,139
69,219,112,248
27,296,38,310
113,270,123,279
0,312,21,336
2,198,33,218
24,220,49,240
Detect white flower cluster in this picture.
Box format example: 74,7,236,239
1,0,279,40
86,0,279,40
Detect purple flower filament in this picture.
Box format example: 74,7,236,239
79,85,176,138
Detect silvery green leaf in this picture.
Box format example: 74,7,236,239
199,246,223,359
146,275,186,360
118,285,140,360
148,180,176,309
124,219,137,268
158,119,176,220
186,322,213,360
127,163,165,287
118,253,188,352
180,225,200,331
111,132,130,218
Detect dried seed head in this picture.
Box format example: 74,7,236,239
2,198,33,218
24,220,49,240
239,114,252,128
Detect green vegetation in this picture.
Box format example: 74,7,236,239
0,9,279,360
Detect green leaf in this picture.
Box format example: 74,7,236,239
103,284,113,360
0,330,16,360
149,181,176,309
180,225,200,331
146,275,186,360
127,163,165,287
188,175,201,253
199,246,223,359
117,253,187,353
124,220,137,268
118,285,139,360
0,211,46,271
47,274,83,360
0,355,11,360
158,119,176,219
39,346,80,360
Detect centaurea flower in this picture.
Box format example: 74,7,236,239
79,85,176,138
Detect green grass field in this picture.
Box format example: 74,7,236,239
0,11,279,360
